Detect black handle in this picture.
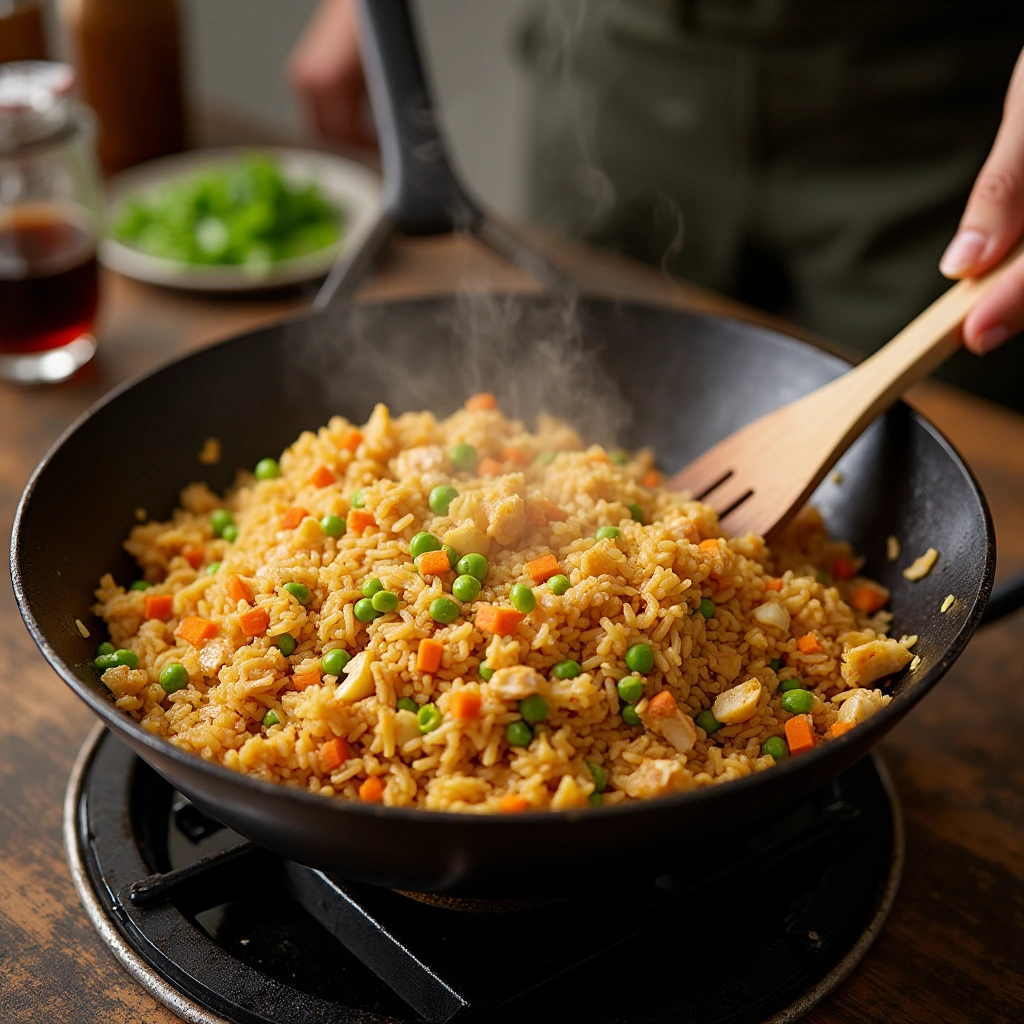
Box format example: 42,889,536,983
981,569,1024,627
356,0,480,235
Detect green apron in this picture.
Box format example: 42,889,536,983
519,1,1024,409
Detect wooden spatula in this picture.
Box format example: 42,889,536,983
667,241,1024,539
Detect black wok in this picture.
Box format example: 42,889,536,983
10,0,1024,897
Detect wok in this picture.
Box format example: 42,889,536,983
11,0,1024,896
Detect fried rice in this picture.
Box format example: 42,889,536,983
93,397,914,813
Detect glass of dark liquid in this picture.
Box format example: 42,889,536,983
0,62,102,385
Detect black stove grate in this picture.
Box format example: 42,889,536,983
65,725,903,1024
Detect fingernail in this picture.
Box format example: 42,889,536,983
939,229,988,277
969,324,1010,355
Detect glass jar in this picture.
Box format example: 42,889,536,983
0,61,102,384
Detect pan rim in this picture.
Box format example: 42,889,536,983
10,293,997,828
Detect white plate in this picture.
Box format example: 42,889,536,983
101,146,381,292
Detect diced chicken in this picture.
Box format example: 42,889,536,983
622,758,692,799
836,688,887,725
443,522,492,557
640,690,697,752
337,650,375,702
482,481,528,547
198,638,233,677
101,665,149,699
712,678,763,725
752,601,791,632
394,708,421,747
393,445,447,478
581,540,626,578
841,638,913,688
550,773,590,810
487,665,547,701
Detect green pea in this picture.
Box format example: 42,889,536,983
262,709,281,728
519,694,548,724
769,658,782,672
206,561,221,575
506,720,533,746
443,544,459,569
96,641,115,658
354,597,381,622
552,659,581,679
450,443,478,472
698,598,716,619
397,696,418,713
587,761,608,792
429,485,459,516
547,574,571,596
610,451,629,465
429,597,460,624
94,652,119,671
211,509,234,537
221,523,239,543
479,662,494,681
254,458,280,480
781,689,815,715
455,552,489,581
361,577,384,598
627,503,644,524
616,676,644,703
350,489,366,509
159,662,189,694
589,792,603,807
621,704,642,727
276,633,296,657
371,590,399,613
510,583,536,614
410,531,442,559
129,579,151,591
534,451,557,466
761,735,789,761
625,643,654,674
417,703,442,733
595,525,621,541
283,582,310,604
778,677,805,693
95,647,135,670
321,648,351,675
452,574,481,602
694,709,723,734
320,514,346,538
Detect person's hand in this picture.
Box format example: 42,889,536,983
288,0,375,149
940,46,1024,354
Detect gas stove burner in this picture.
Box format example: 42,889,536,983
65,725,903,1024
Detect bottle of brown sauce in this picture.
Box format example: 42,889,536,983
58,0,186,175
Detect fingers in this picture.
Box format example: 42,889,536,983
962,249,1024,353
940,48,1024,279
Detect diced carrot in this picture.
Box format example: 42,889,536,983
176,615,218,646
340,429,362,451
450,691,481,720
764,577,783,591
416,638,444,673
500,446,530,466
830,720,857,738
524,553,560,583
144,594,173,620
359,776,385,803
227,574,253,604
465,392,497,412
281,507,310,530
647,690,676,716
796,633,824,655
851,585,888,615
347,509,376,536
291,667,323,691
180,544,204,569
309,464,336,488
698,538,721,553
832,556,856,580
498,794,529,814
474,605,526,636
417,550,451,578
320,737,351,772
477,457,504,478
785,714,816,755
641,470,663,488
525,503,548,529
540,499,568,522
239,607,270,638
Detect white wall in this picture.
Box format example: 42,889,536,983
182,0,533,216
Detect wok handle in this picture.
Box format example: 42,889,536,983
981,570,1024,626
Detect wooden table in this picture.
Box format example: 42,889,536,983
2,233,1022,1024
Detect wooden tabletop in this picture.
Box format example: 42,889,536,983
2,231,1022,1024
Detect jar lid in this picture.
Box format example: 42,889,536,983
0,61,78,154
